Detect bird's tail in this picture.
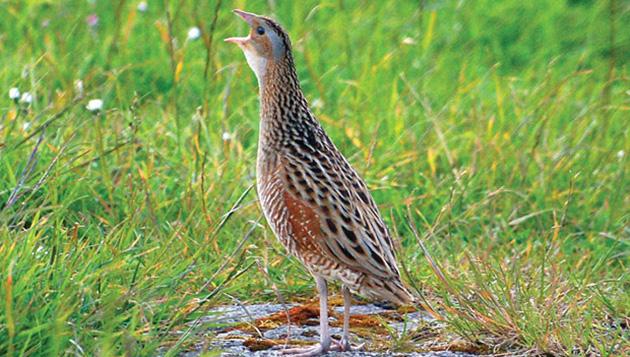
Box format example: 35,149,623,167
360,276,415,306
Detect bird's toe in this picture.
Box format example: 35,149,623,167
330,337,364,352
280,343,328,356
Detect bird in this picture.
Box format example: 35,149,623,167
225,9,414,356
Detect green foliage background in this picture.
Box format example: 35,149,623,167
1,0,628,355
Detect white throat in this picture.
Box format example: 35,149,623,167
243,49,268,88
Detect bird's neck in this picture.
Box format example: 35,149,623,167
258,55,316,145
260,56,304,111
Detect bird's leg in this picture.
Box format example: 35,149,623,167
340,285,352,350
316,276,332,350
281,276,331,356
330,285,364,352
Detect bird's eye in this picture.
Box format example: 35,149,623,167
256,26,265,35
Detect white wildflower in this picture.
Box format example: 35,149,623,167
34,245,47,257
20,92,33,104
187,27,201,41
222,132,232,141
401,37,416,45
86,98,103,112
617,150,625,160
9,87,20,100
311,98,324,109
137,1,148,12
22,122,31,131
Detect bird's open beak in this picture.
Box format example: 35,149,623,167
233,9,256,25
224,9,256,45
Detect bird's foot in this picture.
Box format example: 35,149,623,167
331,337,364,352
280,339,363,356
280,343,329,356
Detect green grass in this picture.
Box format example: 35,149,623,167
1,0,628,355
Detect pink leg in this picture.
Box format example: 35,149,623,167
281,276,331,356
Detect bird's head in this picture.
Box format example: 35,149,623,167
225,9,292,84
